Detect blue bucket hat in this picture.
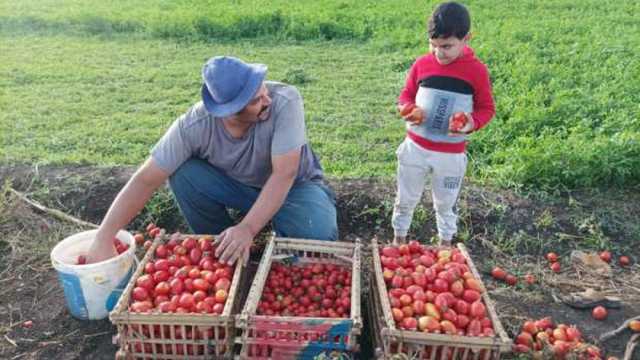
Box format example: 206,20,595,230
201,56,267,117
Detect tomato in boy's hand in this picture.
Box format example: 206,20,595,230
450,112,468,132
399,103,416,117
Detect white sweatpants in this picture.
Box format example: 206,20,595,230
392,138,467,241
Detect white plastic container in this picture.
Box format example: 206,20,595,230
51,229,136,320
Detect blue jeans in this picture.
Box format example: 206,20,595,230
168,159,338,241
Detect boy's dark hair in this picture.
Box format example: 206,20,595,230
427,2,470,39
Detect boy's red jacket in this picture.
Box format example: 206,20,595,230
399,46,495,153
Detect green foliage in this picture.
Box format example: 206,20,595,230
1,0,639,191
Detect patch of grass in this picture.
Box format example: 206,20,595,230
1,0,639,192
135,187,188,233
534,208,555,230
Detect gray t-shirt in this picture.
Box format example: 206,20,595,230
151,81,324,188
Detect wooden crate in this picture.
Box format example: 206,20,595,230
110,233,248,359
370,238,512,360
236,237,363,359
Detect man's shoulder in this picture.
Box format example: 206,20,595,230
180,101,214,129
266,81,302,102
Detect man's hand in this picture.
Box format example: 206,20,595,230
448,112,475,136
86,230,118,263
214,223,254,266
85,158,169,264
399,103,425,125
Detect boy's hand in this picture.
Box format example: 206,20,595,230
398,103,425,125
448,112,475,136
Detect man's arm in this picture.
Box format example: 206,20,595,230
215,147,301,265
87,157,170,263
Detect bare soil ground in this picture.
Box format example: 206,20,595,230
0,165,638,359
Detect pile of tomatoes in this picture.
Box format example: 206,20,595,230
514,318,603,359
257,262,352,318
128,233,234,315
380,241,494,337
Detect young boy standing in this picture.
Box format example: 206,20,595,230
392,2,495,245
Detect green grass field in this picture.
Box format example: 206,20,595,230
2,0,639,190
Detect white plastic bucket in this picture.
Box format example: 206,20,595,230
51,229,137,320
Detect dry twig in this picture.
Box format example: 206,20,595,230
4,334,17,347
600,315,640,342
8,188,97,229
623,333,639,360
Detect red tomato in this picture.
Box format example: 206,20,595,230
513,344,531,354
546,252,558,263
155,281,170,296
599,251,612,263
469,301,486,319
195,301,213,313
215,278,231,292
192,278,210,292
149,227,161,238
182,237,197,250
132,287,149,302
534,317,554,330
521,320,539,335
193,290,207,303
440,320,457,334
174,245,187,256
134,233,145,245
215,289,228,304
136,274,155,291
524,274,535,285
130,301,153,313
199,237,213,252
467,319,482,336
188,268,201,279
516,332,533,347
401,317,418,331
450,112,467,132
143,240,152,251
565,326,581,342
619,256,631,266
153,270,170,283
455,300,469,315
158,301,177,313
592,306,607,320
184,278,195,292
155,245,169,259
170,278,184,295
550,262,561,273
178,293,195,309
381,246,401,258
144,262,155,274
212,303,224,314
491,267,506,280
505,274,518,286
462,289,481,303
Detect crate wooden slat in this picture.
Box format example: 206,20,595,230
110,232,248,359
370,238,512,360
236,237,362,359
